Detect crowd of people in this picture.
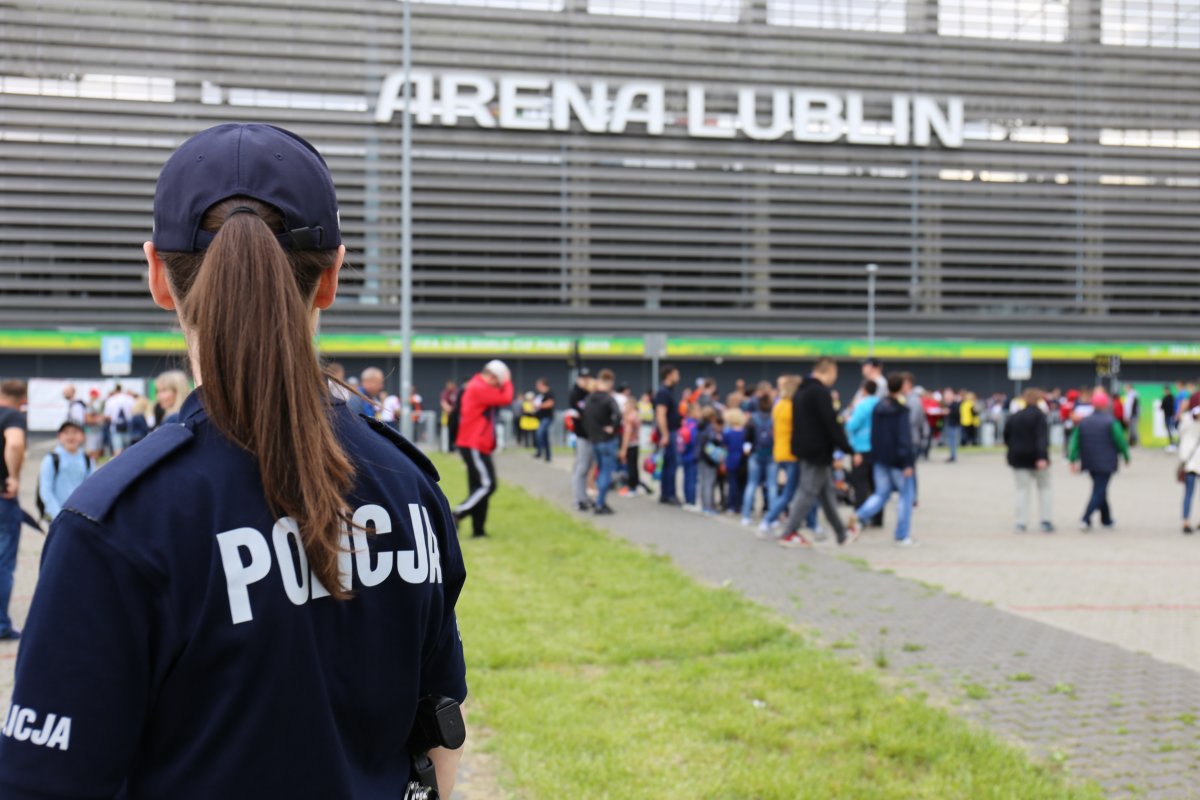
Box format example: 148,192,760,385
549,359,931,547
4,360,1198,573
508,359,1196,547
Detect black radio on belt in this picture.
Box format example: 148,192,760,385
404,696,466,800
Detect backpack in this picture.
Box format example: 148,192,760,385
68,399,87,426
36,452,92,522
751,410,774,456
115,408,129,433
703,440,728,466
130,412,150,443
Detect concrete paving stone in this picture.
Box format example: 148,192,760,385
494,447,1200,798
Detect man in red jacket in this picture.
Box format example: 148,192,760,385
453,359,515,538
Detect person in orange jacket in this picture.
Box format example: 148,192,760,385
453,360,515,538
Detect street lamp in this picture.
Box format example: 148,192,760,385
866,263,879,357
399,0,414,439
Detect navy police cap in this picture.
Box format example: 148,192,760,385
152,123,341,252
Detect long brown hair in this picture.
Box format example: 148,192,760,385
160,196,355,599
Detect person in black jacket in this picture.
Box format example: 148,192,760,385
849,373,917,545
582,369,622,515
779,358,855,547
1004,388,1054,533
569,369,595,511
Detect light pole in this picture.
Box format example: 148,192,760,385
866,263,879,357
399,0,414,440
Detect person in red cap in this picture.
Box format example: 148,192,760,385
1068,388,1131,531
453,359,515,538
1060,389,1079,460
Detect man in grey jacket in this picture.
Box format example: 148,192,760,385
902,374,930,505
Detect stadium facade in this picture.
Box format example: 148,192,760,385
2,0,1200,390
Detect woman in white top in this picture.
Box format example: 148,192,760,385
1177,394,1200,534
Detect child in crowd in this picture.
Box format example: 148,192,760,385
723,409,748,514
831,451,854,507
679,403,701,508
619,391,654,497
37,421,94,522
697,407,727,517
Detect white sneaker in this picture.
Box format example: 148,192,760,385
683,503,701,513
756,521,778,540
740,517,753,527
894,537,918,547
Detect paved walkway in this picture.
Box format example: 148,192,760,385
497,448,1200,799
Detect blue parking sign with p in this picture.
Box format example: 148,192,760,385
101,335,133,376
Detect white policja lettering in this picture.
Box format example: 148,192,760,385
2,705,72,751
217,503,445,624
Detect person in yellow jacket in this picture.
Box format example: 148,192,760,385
518,392,540,448
960,391,980,447
758,376,819,536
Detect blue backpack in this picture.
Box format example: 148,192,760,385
751,410,774,456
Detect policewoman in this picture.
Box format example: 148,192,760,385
0,124,467,798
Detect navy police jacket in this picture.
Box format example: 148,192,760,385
0,390,467,799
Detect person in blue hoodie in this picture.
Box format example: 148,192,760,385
37,422,94,522
850,374,917,546
723,408,748,514
679,405,701,508
845,380,882,527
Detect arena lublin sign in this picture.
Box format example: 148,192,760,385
375,72,965,148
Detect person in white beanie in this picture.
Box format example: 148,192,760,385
452,360,514,538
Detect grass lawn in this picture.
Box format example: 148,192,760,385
435,454,1102,799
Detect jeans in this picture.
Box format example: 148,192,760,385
765,462,817,529
0,499,18,636
1084,470,1113,526
764,462,799,524
785,461,848,541
534,417,552,461
945,425,961,461
699,462,719,512
593,439,619,509
1013,468,1053,527
660,432,679,501
682,460,698,505
1185,473,1198,520
849,453,882,526
572,438,595,506
855,464,915,542
742,456,779,519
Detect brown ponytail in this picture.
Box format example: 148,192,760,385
161,197,355,599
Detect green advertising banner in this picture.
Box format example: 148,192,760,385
665,338,1200,362
3,328,1200,363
